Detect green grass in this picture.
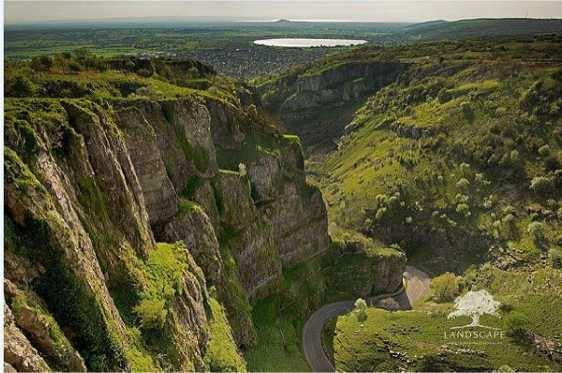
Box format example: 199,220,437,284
334,263,562,372
205,296,247,372
134,242,188,330
245,296,311,372
216,131,281,171
335,306,558,372
178,198,201,214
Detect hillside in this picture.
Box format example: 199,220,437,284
403,18,562,40
258,35,562,371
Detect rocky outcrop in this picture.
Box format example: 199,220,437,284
116,104,179,226
5,280,87,371
524,331,562,363
4,100,210,371
4,306,51,372
163,206,223,284
212,170,282,297
115,96,329,295
330,239,406,298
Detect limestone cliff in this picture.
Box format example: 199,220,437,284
4,57,330,369
257,60,408,151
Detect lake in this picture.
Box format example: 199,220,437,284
253,38,367,48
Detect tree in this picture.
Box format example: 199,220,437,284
9,76,36,97
447,289,500,329
354,298,368,322
238,163,247,177
31,55,53,71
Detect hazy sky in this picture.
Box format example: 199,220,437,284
5,1,562,24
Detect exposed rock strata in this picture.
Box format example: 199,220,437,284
5,91,331,368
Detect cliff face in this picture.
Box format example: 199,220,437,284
258,61,408,151
4,75,330,369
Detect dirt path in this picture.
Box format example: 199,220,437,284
302,266,430,372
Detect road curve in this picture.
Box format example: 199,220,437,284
302,266,430,372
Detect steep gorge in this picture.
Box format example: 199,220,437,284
257,58,408,152
4,79,330,370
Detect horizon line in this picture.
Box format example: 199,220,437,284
6,15,562,27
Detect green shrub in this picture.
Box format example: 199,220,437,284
544,156,560,172
375,207,387,221
456,178,470,190
430,273,460,303
178,198,200,214
134,242,188,331
205,297,247,372
460,163,471,177
527,222,546,245
509,149,520,163
181,175,203,199
456,203,471,218
9,76,36,97
69,62,82,72
529,176,554,195
31,55,54,71
538,144,551,157
474,173,490,186
134,298,167,329
503,312,530,340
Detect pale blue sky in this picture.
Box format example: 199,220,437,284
5,1,562,24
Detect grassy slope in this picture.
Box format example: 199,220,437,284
4,52,241,105
335,266,562,372
315,37,561,261
205,296,247,372
305,37,562,371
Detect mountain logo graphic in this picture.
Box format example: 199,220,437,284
447,289,501,329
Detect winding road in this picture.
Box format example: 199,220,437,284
302,265,430,372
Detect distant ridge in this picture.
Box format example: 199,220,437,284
401,19,448,31
404,18,562,39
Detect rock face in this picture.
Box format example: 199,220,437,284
5,81,330,368
4,100,210,371
259,61,408,151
